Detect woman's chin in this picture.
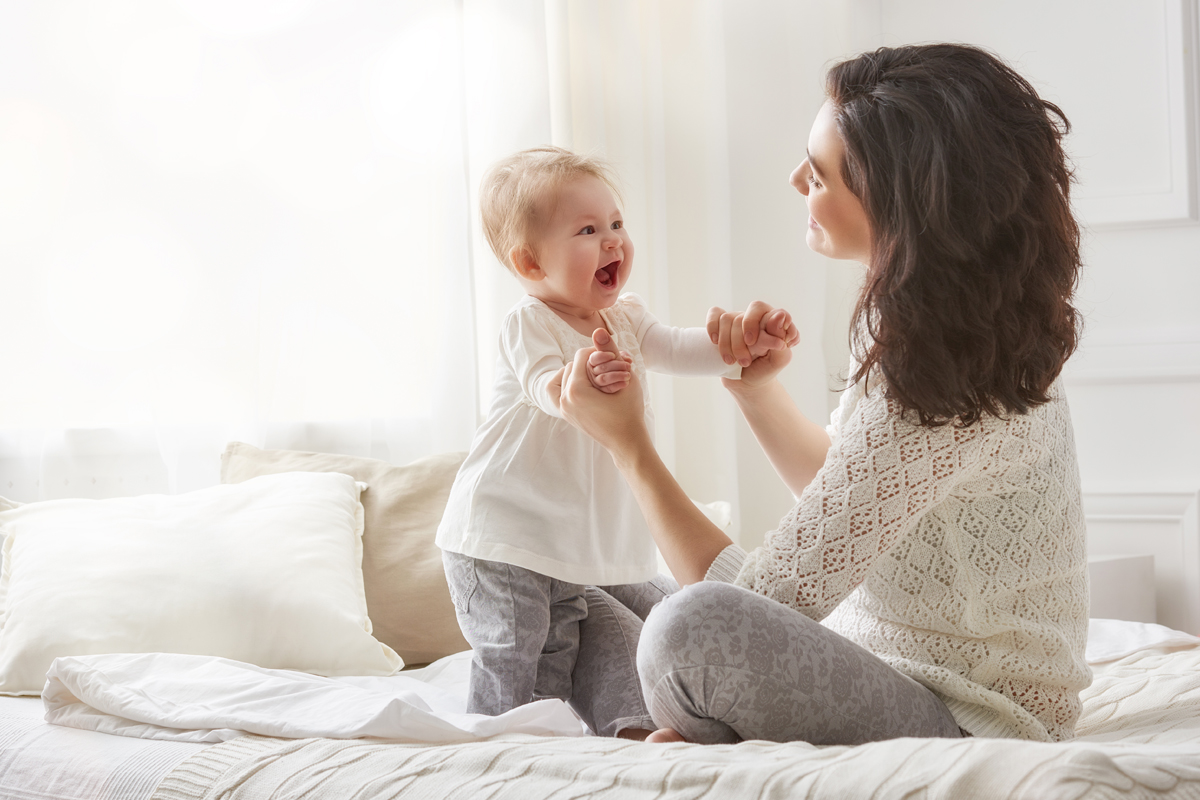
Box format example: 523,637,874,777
805,230,828,256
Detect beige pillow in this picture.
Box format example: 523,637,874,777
221,443,469,665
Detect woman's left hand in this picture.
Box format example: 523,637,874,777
708,302,798,389
559,330,652,463
708,301,798,365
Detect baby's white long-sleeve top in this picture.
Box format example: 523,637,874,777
436,293,739,585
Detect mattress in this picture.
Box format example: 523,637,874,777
154,644,1200,799
5,639,1199,800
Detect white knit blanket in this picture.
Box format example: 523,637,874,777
149,645,1200,800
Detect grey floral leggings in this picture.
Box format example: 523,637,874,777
632,581,963,744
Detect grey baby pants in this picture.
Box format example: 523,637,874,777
441,550,676,737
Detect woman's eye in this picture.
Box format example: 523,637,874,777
808,175,821,188
579,225,595,235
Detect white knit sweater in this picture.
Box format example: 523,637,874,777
706,376,1092,741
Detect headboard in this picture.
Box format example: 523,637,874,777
1084,488,1200,635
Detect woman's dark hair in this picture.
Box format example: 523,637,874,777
827,43,1081,426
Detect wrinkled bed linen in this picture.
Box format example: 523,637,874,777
43,651,585,744
149,646,1200,800
40,619,1197,748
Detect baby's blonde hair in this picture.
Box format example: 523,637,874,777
480,146,622,272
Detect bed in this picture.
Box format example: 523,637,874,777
2,444,1199,800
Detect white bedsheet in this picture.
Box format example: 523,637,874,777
42,651,586,744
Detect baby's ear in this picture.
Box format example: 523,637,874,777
510,245,543,281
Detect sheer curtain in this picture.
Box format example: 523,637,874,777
0,0,551,501
2,0,838,547
548,0,838,545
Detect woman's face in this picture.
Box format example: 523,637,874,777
791,101,872,263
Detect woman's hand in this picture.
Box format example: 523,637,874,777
707,302,798,390
586,329,633,394
563,332,735,586
559,330,652,464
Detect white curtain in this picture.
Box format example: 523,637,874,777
547,0,841,545
2,0,841,549
0,0,552,501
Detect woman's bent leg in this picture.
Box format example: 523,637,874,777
637,582,962,745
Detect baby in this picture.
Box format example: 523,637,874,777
435,146,796,734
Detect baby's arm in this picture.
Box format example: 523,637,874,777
504,308,576,418
586,329,633,394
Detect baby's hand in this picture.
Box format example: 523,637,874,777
588,328,633,394
747,308,800,357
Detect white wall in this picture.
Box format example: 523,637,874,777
552,0,861,546
854,0,1200,630
581,1,1200,569
675,0,1200,623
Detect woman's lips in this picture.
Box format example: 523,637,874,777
809,216,820,230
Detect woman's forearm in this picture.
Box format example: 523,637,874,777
559,342,734,585
613,439,733,585
727,379,831,497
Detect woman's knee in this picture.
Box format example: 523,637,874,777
636,581,745,681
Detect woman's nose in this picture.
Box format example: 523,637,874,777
791,163,809,195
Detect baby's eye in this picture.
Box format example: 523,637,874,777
578,225,596,235
611,220,623,230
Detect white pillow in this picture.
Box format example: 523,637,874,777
1086,618,1200,664
0,472,402,695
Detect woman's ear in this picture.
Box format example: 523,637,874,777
510,245,543,281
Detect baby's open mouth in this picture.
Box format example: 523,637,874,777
595,261,620,287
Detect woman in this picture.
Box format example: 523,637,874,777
561,43,1090,745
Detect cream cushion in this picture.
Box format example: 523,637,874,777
221,443,469,665
0,471,401,696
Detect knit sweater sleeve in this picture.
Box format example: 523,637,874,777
732,387,990,620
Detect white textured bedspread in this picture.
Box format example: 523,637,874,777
149,646,1200,800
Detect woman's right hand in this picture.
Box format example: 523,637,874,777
559,330,653,464
707,302,795,390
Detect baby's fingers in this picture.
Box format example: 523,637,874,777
752,331,788,352
593,366,631,392
763,308,800,347
591,358,632,377
588,350,621,368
